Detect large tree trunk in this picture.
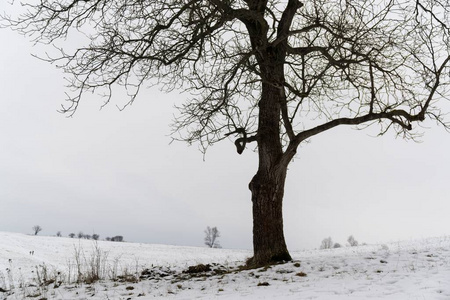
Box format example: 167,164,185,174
249,167,292,266
247,79,292,266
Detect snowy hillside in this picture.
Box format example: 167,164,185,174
0,231,449,299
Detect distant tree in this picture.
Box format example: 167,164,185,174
77,232,84,239
56,231,62,237
32,225,42,236
333,243,342,249
347,235,359,247
111,236,123,242
320,237,333,250
92,234,100,241
6,0,450,266
105,237,111,241
84,234,92,240
68,233,76,238
204,226,221,248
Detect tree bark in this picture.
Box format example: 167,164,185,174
248,79,292,266
249,166,291,266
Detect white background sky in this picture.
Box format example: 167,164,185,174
1,2,449,251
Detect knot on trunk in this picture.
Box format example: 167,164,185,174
249,174,261,193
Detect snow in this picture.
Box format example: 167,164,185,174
0,231,449,299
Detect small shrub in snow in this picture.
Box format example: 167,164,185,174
70,241,109,284
333,243,342,248
0,270,10,291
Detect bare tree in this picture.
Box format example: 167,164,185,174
92,234,100,240
77,232,84,239
111,236,123,242
56,231,62,237
204,226,221,248
320,237,333,250
32,225,42,236
4,0,450,266
68,233,76,238
347,235,359,247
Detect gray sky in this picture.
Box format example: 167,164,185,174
1,3,449,251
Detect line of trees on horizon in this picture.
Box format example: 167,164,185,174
320,235,361,250
67,232,124,242
30,226,124,242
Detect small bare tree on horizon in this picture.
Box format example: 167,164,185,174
348,235,359,247
32,225,42,236
111,235,123,242
204,226,221,248
320,237,333,250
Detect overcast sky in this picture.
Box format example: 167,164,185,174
1,3,450,251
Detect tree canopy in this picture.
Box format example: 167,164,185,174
5,0,450,152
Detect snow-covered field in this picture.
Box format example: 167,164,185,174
0,232,449,299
